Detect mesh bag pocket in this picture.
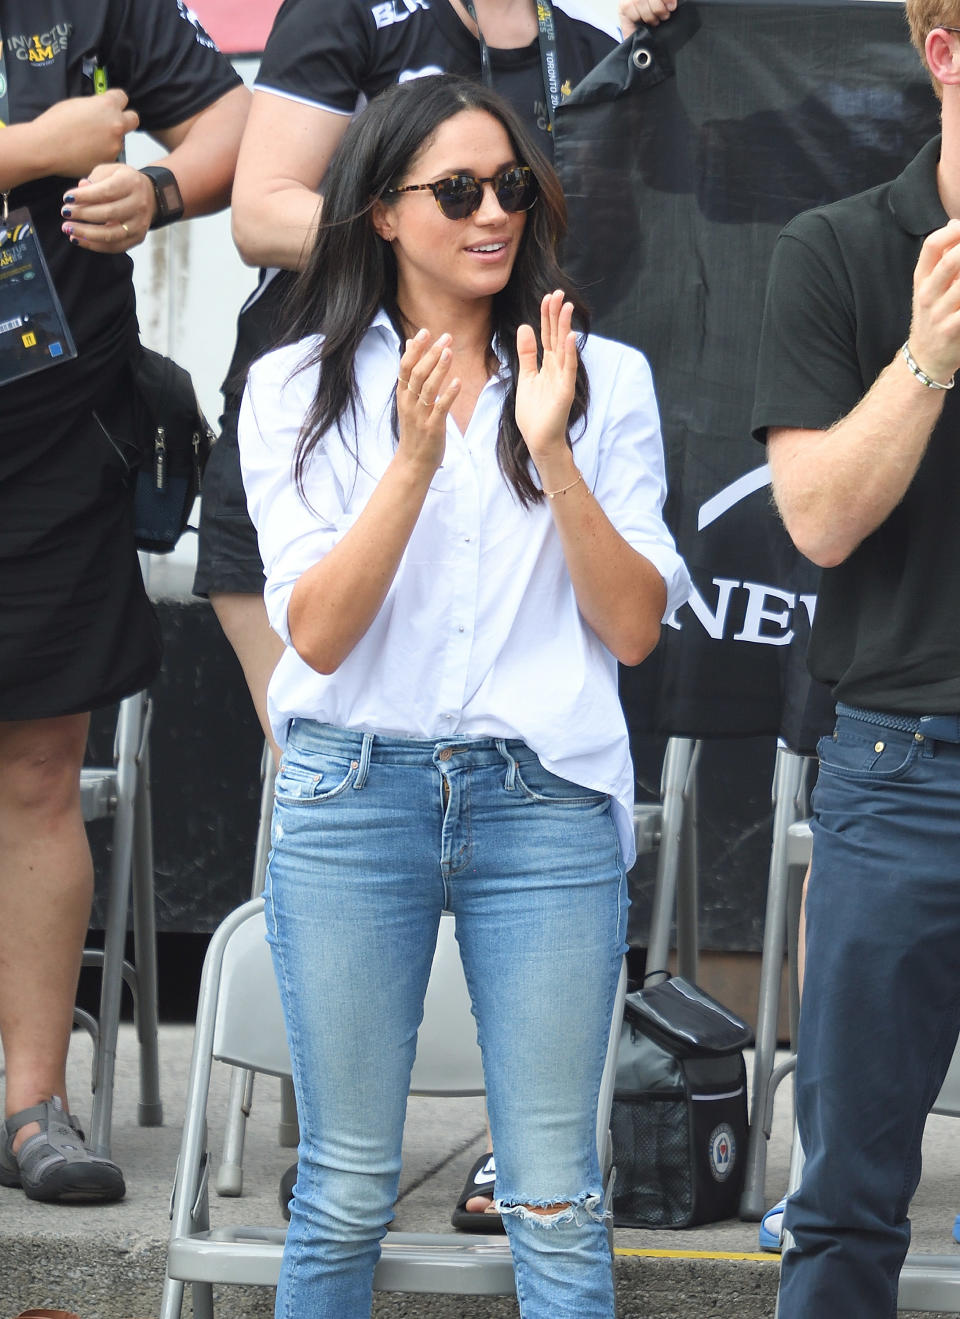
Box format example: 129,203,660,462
612,1091,692,1227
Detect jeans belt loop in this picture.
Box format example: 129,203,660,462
354,731,374,788
495,737,517,790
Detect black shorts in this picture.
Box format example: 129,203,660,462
193,400,266,597
0,368,162,720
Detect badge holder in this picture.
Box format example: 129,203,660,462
0,200,77,387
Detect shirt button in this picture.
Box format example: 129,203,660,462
464,536,471,543
458,625,465,633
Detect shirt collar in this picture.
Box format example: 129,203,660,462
368,307,509,374
890,135,948,237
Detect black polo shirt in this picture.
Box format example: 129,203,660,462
256,0,618,162
752,136,960,715
0,0,241,428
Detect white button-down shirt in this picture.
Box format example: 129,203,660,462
240,311,690,866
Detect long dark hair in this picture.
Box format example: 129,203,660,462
281,74,590,507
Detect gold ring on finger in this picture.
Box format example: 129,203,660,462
419,394,433,407
398,375,410,386
121,222,130,236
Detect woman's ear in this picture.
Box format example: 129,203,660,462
371,200,395,243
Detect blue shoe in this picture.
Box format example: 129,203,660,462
953,1212,960,1245
758,1196,787,1252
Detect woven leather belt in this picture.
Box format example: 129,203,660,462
836,703,960,743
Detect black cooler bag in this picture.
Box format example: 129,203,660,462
611,976,753,1228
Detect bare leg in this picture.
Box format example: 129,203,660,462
209,591,284,765
0,713,90,1150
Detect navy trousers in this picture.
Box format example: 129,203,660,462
778,708,960,1319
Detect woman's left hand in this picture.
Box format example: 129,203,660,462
515,290,579,465
60,162,157,252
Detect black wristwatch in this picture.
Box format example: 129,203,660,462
140,165,185,229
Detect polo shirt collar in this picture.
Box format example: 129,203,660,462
890,134,948,237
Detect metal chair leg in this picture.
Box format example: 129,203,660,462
645,737,700,985
132,715,163,1126
739,745,808,1220
87,692,143,1158
216,743,279,1196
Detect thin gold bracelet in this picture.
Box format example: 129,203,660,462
544,472,584,499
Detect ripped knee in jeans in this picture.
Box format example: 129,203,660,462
499,1192,607,1227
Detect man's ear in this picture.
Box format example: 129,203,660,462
371,200,395,242
926,28,960,89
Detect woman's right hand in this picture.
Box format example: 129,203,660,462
34,90,140,180
396,330,461,475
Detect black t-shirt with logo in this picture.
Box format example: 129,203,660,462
257,0,617,158
752,137,960,715
0,0,242,427
227,0,619,401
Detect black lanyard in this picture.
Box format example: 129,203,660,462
463,0,563,131
0,24,9,221
0,25,9,128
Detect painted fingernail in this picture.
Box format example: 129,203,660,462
416,328,429,341
61,207,72,218
63,193,75,204
62,223,73,235
69,234,80,245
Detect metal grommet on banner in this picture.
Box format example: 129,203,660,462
632,47,653,70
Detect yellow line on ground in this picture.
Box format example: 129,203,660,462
614,1247,780,1263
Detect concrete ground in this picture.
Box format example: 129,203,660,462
1,1027,959,1319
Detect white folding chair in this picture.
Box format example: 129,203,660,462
74,684,162,1157
160,897,627,1319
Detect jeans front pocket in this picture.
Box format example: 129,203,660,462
512,757,609,807
816,720,921,786
275,748,361,805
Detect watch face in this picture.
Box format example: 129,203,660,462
160,181,181,212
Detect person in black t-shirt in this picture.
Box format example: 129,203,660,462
751,5,960,1313
0,0,249,1206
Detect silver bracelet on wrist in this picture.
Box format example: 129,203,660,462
900,340,955,390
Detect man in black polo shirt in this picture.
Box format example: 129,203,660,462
751,5,960,1315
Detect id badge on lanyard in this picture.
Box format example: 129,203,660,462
464,0,563,131
0,30,79,386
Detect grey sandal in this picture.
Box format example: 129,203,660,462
0,1096,125,1203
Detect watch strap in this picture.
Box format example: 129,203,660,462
140,165,184,230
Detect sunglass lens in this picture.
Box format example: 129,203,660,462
435,175,483,219
496,168,538,213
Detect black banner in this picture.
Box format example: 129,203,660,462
555,1,939,753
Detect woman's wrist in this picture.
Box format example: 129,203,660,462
531,447,578,494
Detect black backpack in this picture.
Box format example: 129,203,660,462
611,975,753,1228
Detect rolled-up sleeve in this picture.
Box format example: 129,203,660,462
238,347,343,644
589,343,692,620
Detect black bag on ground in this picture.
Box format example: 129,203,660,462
611,975,753,1228
131,346,214,554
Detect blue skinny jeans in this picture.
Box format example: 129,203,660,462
264,719,628,1319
